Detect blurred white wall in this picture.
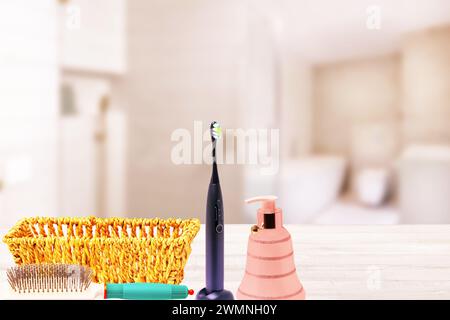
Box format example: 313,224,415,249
59,75,127,217
313,54,401,194
0,1,447,225
59,0,126,73
311,25,450,173
401,26,450,145
0,0,59,227
313,55,400,158
122,0,315,222
279,52,313,159
122,0,248,222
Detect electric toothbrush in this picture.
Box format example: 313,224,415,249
196,121,234,300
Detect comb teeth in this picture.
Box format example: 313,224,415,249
7,264,93,293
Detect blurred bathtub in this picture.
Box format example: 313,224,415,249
280,156,346,223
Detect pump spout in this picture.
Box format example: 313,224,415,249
245,195,282,229
245,195,277,205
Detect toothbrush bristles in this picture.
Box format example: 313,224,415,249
210,121,222,142
6,264,93,293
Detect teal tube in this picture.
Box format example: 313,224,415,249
105,283,190,300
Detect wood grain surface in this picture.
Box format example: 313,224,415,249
1,224,450,299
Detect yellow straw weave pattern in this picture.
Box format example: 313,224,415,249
3,216,200,284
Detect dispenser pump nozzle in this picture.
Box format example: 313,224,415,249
245,195,278,212
245,195,281,229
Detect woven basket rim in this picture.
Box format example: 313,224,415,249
3,216,200,243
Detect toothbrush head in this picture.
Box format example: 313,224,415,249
210,121,222,142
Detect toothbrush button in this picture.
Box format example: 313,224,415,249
216,224,223,233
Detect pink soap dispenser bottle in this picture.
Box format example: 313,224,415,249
237,195,305,300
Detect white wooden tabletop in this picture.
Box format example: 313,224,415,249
184,224,450,300
2,224,450,299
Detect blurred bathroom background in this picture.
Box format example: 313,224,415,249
0,0,449,227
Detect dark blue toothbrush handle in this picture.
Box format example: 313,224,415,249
205,183,224,292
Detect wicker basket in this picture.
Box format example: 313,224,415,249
3,216,200,284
